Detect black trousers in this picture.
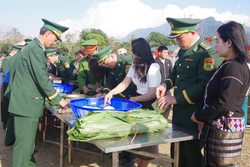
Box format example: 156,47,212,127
1,83,10,125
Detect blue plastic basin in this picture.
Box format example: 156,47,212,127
53,83,74,94
70,98,142,118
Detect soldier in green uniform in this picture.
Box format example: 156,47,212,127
89,45,137,99
77,39,104,96
1,45,21,76
4,39,33,146
156,18,221,167
45,48,77,83
8,19,69,167
89,46,137,166
1,45,23,130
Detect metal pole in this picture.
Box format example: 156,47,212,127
112,152,119,167
173,142,180,167
60,120,64,167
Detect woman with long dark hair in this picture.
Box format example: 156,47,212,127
104,38,161,167
191,21,250,167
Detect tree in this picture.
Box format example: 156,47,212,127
80,29,108,41
79,29,107,50
89,29,108,42
0,27,24,54
4,27,24,44
56,32,82,62
119,41,132,55
147,32,171,47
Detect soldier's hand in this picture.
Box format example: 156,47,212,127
96,86,103,93
156,83,167,99
94,93,103,98
104,92,113,106
157,95,176,110
73,69,78,75
82,86,89,94
59,98,68,109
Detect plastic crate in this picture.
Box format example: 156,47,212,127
70,98,142,118
52,83,74,94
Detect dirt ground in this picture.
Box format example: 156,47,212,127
0,112,250,167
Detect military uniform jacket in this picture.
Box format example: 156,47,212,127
164,38,221,130
9,38,62,117
155,57,172,83
56,55,77,83
4,50,22,98
195,59,250,122
77,58,103,89
103,55,136,99
2,55,11,76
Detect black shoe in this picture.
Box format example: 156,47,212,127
120,158,136,166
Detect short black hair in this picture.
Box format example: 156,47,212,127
158,46,168,53
89,57,107,79
39,27,50,35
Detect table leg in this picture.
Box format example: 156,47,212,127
173,142,180,167
42,110,48,149
60,120,64,167
68,125,72,164
112,152,119,167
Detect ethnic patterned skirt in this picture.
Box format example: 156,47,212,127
204,125,244,167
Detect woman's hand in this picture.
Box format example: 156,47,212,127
190,112,202,124
129,96,137,101
104,92,113,106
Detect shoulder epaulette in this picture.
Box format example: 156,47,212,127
199,42,211,51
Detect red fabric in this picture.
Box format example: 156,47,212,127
248,45,250,56
85,45,97,51
206,38,213,43
155,47,159,58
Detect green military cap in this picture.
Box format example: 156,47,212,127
81,39,98,54
92,45,112,63
166,17,201,38
45,47,57,57
81,39,98,46
12,45,23,51
24,38,33,43
42,18,69,41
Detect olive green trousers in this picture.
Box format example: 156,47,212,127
12,115,38,167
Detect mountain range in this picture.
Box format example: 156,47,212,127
120,17,250,43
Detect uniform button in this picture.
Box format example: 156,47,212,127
187,66,189,68
177,75,180,78
179,64,181,66
35,97,39,100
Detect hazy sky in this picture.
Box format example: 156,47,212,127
0,0,250,40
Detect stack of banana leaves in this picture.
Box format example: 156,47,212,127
67,109,169,142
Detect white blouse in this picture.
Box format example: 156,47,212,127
127,63,161,94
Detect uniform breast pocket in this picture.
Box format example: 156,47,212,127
183,61,195,69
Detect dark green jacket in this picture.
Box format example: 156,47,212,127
4,50,22,98
2,55,11,76
103,55,136,99
77,58,103,90
164,38,221,130
9,37,62,117
56,55,77,83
